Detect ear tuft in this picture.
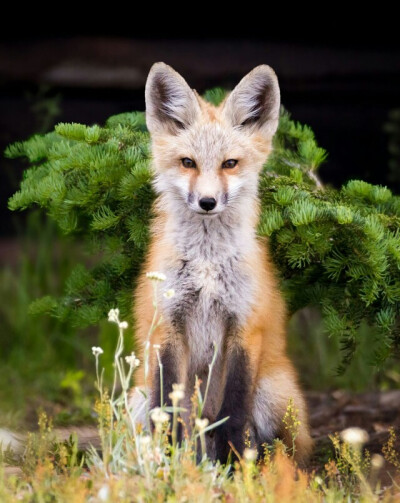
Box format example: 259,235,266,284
145,62,201,135
222,65,280,138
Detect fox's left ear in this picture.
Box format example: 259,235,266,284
222,65,280,138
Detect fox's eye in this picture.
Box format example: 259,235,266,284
181,158,196,169
222,159,238,169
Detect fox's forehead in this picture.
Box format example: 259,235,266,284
179,122,247,164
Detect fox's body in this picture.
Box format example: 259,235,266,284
131,63,312,463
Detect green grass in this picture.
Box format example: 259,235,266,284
0,210,137,429
0,212,95,427
288,309,400,392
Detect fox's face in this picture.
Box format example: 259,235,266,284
145,63,280,217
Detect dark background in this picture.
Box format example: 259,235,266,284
2,16,400,236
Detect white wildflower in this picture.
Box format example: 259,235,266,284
108,308,128,330
314,476,324,486
125,352,140,368
153,344,161,350
151,407,170,425
340,427,369,446
243,448,257,462
108,308,120,323
195,417,209,431
371,453,384,469
169,383,185,402
92,346,103,356
154,446,163,464
140,435,151,447
98,484,110,501
146,271,166,281
163,289,175,299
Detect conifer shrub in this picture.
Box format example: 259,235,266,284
6,91,400,365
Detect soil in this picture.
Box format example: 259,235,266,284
307,389,400,484
308,389,400,452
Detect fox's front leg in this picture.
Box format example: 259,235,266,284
215,343,252,464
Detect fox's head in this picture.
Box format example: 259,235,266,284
145,63,280,218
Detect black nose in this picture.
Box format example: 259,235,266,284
199,197,217,212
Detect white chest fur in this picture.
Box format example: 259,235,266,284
159,211,256,376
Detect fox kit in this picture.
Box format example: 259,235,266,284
131,62,312,464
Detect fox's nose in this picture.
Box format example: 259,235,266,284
199,197,217,212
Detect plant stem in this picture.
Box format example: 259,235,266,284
200,342,218,416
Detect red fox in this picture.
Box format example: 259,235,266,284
130,62,312,464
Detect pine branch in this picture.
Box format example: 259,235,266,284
6,95,400,366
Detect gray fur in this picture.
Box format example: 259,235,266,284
251,377,282,443
161,207,256,420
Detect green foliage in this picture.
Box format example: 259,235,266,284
6,95,400,366
258,111,400,366
0,213,96,423
202,87,228,106
6,113,154,330
288,309,400,391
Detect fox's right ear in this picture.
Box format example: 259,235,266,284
145,62,201,135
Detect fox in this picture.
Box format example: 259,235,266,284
130,62,312,464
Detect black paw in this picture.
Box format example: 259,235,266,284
215,422,244,465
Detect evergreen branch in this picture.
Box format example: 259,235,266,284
6,98,400,366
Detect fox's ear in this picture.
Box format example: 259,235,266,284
222,65,280,138
145,62,201,135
